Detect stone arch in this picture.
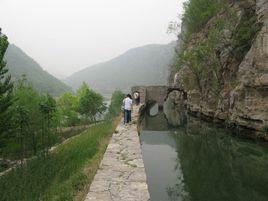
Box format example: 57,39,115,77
164,87,187,102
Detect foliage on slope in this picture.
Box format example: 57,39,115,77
5,44,72,96
174,0,262,109
170,0,268,133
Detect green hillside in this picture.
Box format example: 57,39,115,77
4,44,72,96
65,42,176,96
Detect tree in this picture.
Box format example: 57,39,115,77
0,30,14,139
108,90,125,118
77,83,106,123
76,82,89,98
15,105,30,167
57,92,79,126
39,94,56,154
13,76,42,155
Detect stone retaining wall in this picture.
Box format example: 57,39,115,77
84,106,150,201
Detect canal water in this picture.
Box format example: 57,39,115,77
139,104,268,201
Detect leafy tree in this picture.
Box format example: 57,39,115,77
57,92,79,126
108,90,125,118
58,92,78,110
77,83,106,123
12,76,43,155
0,30,14,140
179,38,224,97
76,82,90,100
39,94,57,154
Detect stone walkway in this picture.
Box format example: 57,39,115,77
84,106,150,201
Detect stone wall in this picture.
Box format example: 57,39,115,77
131,86,146,104
131,86,168,106
145,86,169,105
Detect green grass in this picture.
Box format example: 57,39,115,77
0,125,89,161
0,120,116,201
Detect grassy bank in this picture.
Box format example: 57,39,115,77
0,120,117,201
1,125,90,161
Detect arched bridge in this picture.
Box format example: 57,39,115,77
131,85,186,106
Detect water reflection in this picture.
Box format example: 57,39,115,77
140,108,268,201
140,131,190,201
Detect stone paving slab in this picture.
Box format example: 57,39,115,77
85,106,150,201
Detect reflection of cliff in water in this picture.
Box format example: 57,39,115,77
140,94,268,201
164,90,187,127
141,111,170,131
141,91,188,130
171,121,268,201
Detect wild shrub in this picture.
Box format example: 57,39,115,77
182,0,227,35
77,82,106,123
107,90,125,119
232,8,262,62
177,0,262,100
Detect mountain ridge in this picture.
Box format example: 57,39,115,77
5,44,72,96
65,42,176,96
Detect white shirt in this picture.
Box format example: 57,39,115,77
123,97,132,110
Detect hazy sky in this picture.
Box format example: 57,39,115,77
0,0,185,78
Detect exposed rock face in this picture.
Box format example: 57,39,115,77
230,0,268,131
171,0,268,137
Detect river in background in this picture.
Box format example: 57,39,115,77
139,103,268,201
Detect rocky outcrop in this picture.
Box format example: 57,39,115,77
228,0,268,132
171,0,268,138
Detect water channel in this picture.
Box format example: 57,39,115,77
139,102,268,201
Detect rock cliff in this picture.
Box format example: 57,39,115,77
170,0,268,138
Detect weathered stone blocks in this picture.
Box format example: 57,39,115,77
84,106,150,201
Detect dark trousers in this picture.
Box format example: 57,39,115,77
124,110,131,124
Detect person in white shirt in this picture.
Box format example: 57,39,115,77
122,94,133,125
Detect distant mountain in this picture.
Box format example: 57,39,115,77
65,42,176,96
5,44,72,96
